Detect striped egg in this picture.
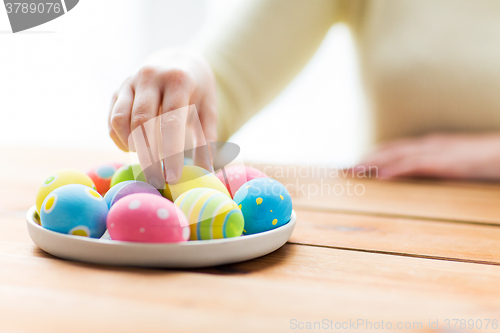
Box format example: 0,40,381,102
87,163,124,195
233,178,292,235
36,169,95,214
40,184,108,238
174,188,244,240
104,180,160,208
107,193,190,243
162,165,230,201
216,165,268,198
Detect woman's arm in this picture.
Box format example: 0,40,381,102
108,0,339,185
198,0,339,141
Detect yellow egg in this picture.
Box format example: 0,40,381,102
35,169,95,214
161,166,230,201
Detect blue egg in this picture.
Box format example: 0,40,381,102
233,178,292,235
104,180,160,208
40,184,108,238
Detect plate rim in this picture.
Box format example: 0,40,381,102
26,205,297,248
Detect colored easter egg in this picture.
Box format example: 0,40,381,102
34,210,41,226
174,188,244,240
40,184,108,238
87,163,124,195
110,164,146,187
107,193,190,243
36,169,95,214
233,178,292,235
161,165,230,201
104,180,160,208
216,165,268,197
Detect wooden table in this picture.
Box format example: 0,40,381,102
1,146,500,332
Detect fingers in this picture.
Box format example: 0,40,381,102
355,136,443,178
191,100,217,172
160,107,189,184
109,85,135,151
160,71,194,184
108,96,128,151
353,134,500,181
108,60,218,186
355,135,460,179
375,155,447,179
361,140,429,168
109,128,128,152
130,68,164,188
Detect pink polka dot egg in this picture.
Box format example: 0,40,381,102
216,166,268,198
107,193,190,243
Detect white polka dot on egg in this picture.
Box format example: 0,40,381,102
139,227,145,233
128,200,141,210
183,227,190,240
156,208,170,220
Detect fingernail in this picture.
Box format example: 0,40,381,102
166,169,177,183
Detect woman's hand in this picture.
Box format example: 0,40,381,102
108,48,217,185
355,133,500,180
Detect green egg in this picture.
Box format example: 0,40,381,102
110,164,146,187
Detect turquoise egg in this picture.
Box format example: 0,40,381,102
40,184,108,238
233,178,292,235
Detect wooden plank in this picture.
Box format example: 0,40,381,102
290,208,500,265
2,241,500,332
2,213,500,332
2,147,500,333
253,164,500,225
7,208,500,266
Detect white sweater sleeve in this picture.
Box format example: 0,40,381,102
198,0,339,141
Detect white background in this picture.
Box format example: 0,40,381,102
0,0,365,166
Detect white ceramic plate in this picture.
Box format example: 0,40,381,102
26,205,296,268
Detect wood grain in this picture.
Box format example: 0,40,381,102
2,239,500,333
2,212,500,332
254,164,500,225
290,208,500,265
2,147,500,332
